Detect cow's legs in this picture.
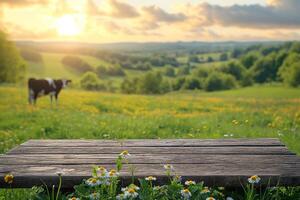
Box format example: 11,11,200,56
33,93,38,105
55,94,59,106
50,95,53,106
28,89,34,105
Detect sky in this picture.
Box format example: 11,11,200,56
0,0,300,43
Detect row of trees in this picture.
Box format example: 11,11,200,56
118,42,300,94
0,31,26,83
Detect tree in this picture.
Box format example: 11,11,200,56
231,49,243,58
121,77,139,94
220,61,246,81
188,55,200,63
80,71,106,91
240,52,258,69
172,77,186,90
204,72,237,91
164,66,175,77
278,53,300,86
290,42,300,53
138,72,163,94
177,66,190,76
219,53,228,61
0,31,26,83
207,56,214,63
251,53,278,83
182,77,202,90
62,56,93,73
280,62,300,87
196,68,210,78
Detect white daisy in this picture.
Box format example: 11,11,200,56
97,166,108,175
206,197,215,200
200,187,210,194
89,192,100,200
124,188,139,199
163,164,174,170
122,184,140,192
85,178,101,187
108,169,119,178
55,171,64,176
68,197,79,200
145,176,157,181
119,150,131,158
116,194,125,200
185,180,196,186
181,189,191,199
248,175,261,184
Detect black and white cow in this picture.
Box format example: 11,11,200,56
28,78,71,105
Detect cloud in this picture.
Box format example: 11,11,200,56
108,0,139,18
86,0,101,16
142,5,186,23
53,0,76,17
86,0,139,18
2,22,57,40
0,0,49,7
194,0,300,28
136,5,187,31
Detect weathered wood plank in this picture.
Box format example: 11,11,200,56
7,146,293,155
1,154,299,165
21,138,284,147
1,139,299,188
0,164,299,188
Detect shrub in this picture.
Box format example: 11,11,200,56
20,49,43,63
188,55,200,63
164,66,176,77
240,71,254,87
219,53,228,61
121,77,139,94
204,72,237,91
177,66,190,76
196,68,211,79
207,56,214,62
280,61,300,87
172,77,186,90
251,53,277,83
220,61,246,81
231,48,243,58
62,56,93,73
96,65,125,77
278,53,300,86
137,72,164,94
135,62,152,71
80,71,106,91
182,77,202,90
240,52,258,69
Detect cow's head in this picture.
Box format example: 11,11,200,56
62,79,72,88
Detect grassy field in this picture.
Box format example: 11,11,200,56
27,52,111,79
0,85,299,155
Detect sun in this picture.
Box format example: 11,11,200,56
55,15,83,36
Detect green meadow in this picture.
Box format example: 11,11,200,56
1,85,299,155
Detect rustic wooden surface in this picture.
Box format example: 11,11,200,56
0,138,299,188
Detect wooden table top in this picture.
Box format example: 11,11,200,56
0,138,299,188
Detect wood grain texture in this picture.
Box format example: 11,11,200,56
0,138,299,188
21,138,284,147
7,146,293,155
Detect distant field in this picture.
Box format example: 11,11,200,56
27,52,111,79
26,52,228,84
0,85,299,155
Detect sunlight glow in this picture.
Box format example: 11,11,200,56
55,15,83,36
